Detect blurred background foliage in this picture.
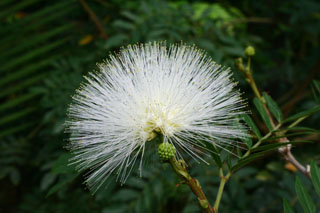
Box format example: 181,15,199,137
0,0,320,212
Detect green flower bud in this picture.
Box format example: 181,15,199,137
245,46,255,56
158,142,176,161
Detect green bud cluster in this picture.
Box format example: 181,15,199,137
158,142,176,161
245,46,255,56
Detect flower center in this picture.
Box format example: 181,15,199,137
138,100,183,141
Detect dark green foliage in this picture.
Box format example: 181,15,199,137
0,0,78,140
295,177,316,213
283,199,294,213
282,162,320,212
263,92,283,122
242,114,262,139
253,97,274,131
310,161,320,197
1,0,320,212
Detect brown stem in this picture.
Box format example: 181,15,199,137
236,58,312,179
246,72,263,101
169,158,214,213
279,142,311,179
79,0,107,39
260,93,311,179
268,106,311,179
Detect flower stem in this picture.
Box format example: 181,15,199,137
247,71,263,101
236,55,311,179
213,168,230,212
169,158,214,213
214,179,225,212
248,72,311,179
242,123,281,158
213,124,281,212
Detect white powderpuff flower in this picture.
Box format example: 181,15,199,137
66,42,247,190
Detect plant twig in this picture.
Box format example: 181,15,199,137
169,158,214,213
236,55,312,179
79,0,107,39
215,123,283,211
213,168,231,212
278,142,311,178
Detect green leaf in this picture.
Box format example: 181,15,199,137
311,86,319,102
310,161,320,196
0,92,40,112
311,80,320,102
111,189,139,202
0,107,37,126
203,141,222,167
0,74,46,98
0,122,34,138
251,142,290,152
113,20,136,30
10,167,20,185
295,176,316,213
253,98,273,131
312,80,320,94
14,1,73,27
0,0,14,8
231,143,289,172
226,154,232,169
0,55,59,86
0,0,40,20
102,206,127,213
2,24,72,60
263,92,283,122
231,152,265,172
1,2,74,42
233,116,252,149
242,135,253,149
121,11,143,23
40,173,57,191
1,39,67,72
46,173,78,197
241,114,261,139
237,146,243,157
51,153,75,174
286,126,320,133
104,34,128,50
265,133,316,141
283,199,294,213
284,106,320,123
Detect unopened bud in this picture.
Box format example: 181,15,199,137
158,142,176,161
245,46,255,56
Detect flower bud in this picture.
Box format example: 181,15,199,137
245,46,255,56
158,142,176,161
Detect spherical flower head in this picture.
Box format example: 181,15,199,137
158,142,176,161
66,42,247,191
